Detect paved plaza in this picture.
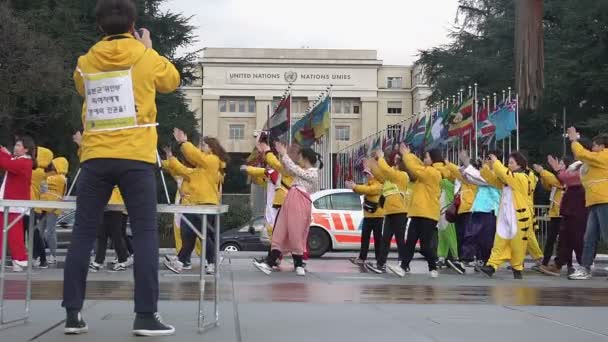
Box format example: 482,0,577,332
1,251,608,342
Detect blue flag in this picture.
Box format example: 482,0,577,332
489,101,517,141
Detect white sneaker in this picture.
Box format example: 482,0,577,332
125,256,134,267
111,257,119,265
164,255,178,263
111,262,128,272
88,261,102,272
206,263,215,274
253,261,272,275
12,261,25,272
163,259,183,274
430,270,439,278
388,264,407,278
48,255,57,264
295,266,306,276
568,267,592,280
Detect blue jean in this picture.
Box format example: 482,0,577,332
581,204,608,268
62,159,159,313
38,212,58,257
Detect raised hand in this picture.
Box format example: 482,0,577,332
162,146,173,159
72,131,83,146
345,180,356,189
173,128,188,143
274,141,287,156
532,164,543,174
567,127,579,142
256,141,270,153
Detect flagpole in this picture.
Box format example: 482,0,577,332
328,85,333,188
285,85,292,145
474,83,479,159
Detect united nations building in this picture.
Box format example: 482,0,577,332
181,48,431,155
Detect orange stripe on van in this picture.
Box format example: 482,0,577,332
331,213,345,230
344,214,355,231
312,213,331,229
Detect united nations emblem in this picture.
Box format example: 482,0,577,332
284,71,298,83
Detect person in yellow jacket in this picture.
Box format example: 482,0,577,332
63,0,180,335
364,149,409,274
37,157,69,265
28,147,54,268
532,160,565,269
242,165,278,246
478,152,533,279
525,168,544,269
346,168,384,265
444,151,478,263
393,144,443,278
567,128,608,280
88,187,131,273
161,150,202,258
163,129,228,276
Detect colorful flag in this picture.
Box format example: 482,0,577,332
411,115,427,149
448,97,475,138
266,95,291,140
292,96,331,146
489,100,517,140
477,105,495,145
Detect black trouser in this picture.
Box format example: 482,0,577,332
122,215,133,255
402,217,438,271
359,217,383,260
94,211,129,264
455,212,471,258
177,213,216,265
62,159,159,313
377,213,408,267
542,217,561,266
24,214,46,264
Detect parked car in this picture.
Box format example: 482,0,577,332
56,210,132,248
220,216,269,252
307,189,402,258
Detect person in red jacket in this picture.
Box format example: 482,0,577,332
0,136,36,272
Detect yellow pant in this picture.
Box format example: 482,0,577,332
174,224,202,256
526,228,543,260
488,227,529,271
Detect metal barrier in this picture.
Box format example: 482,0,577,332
0,199,228,333
534,205,550,250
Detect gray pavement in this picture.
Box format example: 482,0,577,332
1,251,608,341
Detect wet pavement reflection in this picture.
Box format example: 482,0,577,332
4,279,608,307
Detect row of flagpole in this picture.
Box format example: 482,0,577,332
334,82,521,187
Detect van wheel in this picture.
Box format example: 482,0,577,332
307,227,330,258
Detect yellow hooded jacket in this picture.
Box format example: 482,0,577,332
481,162,533,231
162,157,210,205
41,158,69,214
180,142,224,205
572,141,608,207
403,153,443,221
264,152,294,207
353,178,385,218
73,34,180,164
31,147,54,201
538,169,564,218
445,162,478,214
371,157,409,216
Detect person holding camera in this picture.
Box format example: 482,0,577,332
345,166,384,265
62,0,180,336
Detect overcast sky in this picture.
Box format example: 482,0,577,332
162,0,460,65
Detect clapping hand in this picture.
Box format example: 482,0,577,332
547,155,561,171
399,143,410,156
256,141,270,153
532,164,544,174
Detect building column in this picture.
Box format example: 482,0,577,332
201,94,220,137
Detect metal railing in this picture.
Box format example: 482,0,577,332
0,200,228,333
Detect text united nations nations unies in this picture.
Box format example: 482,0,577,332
229,72,351,80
